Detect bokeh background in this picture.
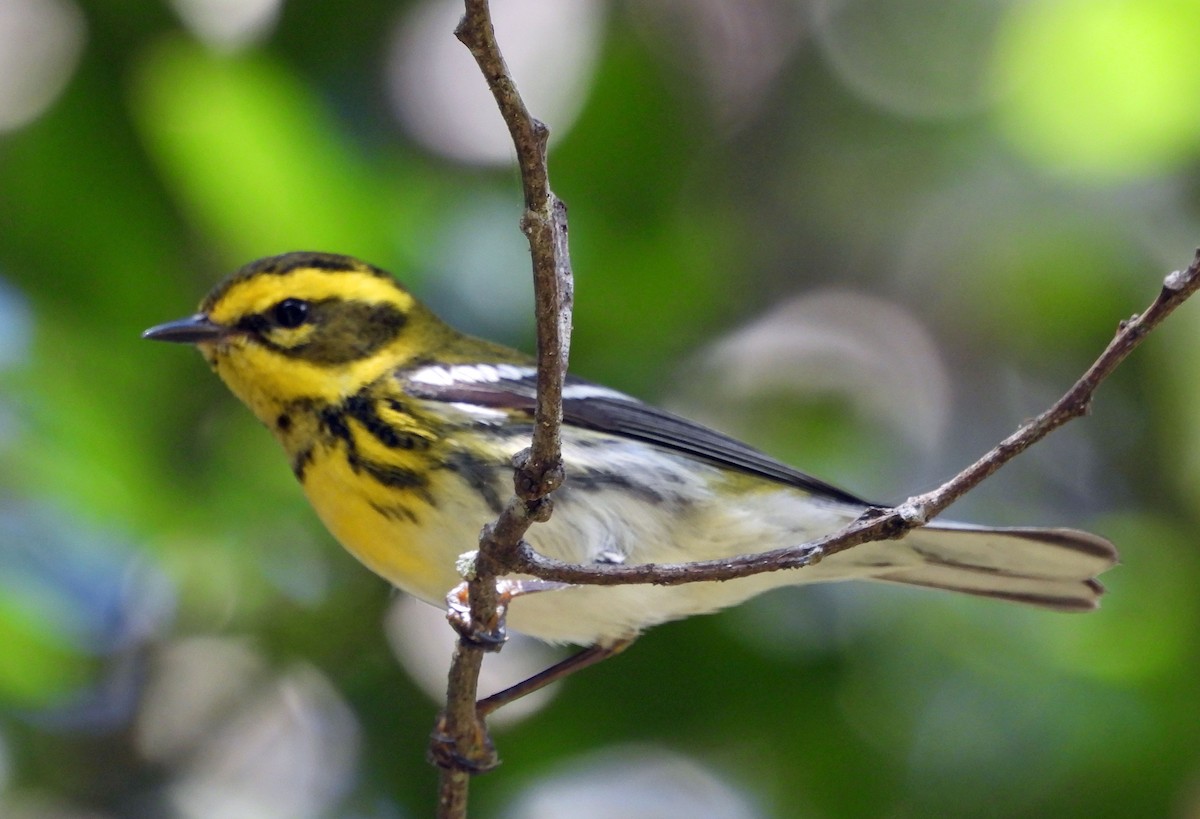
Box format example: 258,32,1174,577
2,0,1200,816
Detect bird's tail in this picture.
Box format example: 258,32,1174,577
822,523,1118,611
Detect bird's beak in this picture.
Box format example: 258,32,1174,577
142,313,226,344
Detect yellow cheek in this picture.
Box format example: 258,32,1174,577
208,344,341,421
209,336,403,423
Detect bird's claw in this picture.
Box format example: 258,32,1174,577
445,582,507,649
445,577,569,649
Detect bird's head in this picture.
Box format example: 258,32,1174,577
143,252,458,420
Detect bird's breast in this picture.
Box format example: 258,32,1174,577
299,441,491,603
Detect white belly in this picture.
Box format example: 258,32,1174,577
400,436,855,645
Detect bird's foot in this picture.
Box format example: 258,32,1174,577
445,577,569,650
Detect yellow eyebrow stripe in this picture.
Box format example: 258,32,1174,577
207,268,415,324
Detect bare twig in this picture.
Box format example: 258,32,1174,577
436,770,471,819
504,250,1200,588
431,0,574,814
432,2,1200,815
456,0,573,488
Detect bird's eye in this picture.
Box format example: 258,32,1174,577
272,298,309,329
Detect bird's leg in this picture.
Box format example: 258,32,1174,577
476,636,636,717
433,577,572,773
445,578,636,716
445,577,569,649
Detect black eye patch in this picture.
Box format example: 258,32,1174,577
245,298,407,364
273,298,310,328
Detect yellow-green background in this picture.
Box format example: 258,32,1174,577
2,1,1199,816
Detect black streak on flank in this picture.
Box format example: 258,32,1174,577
344,392,426,450
370,500,419,524
292,446,314,481
281,397,320,481
360,460,430,491
567,468,668,507
442,451,504,514
319,405,352,444
317,400,432,499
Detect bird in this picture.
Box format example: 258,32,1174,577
144,251,1116,696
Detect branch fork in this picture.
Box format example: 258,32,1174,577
433,2,1200,814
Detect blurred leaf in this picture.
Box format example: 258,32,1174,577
1031,514,1200,683
0,61,184,321
993,0,1200,177
952,222,1138,350
8,328,178,530
0,590,89,707
129,36,397,266
570,208,725,395
553,35,703,228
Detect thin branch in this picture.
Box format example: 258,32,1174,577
431,0,574,814
430,3,1200,814
505,249,1200,588
453,0,573,529
436,770,471,819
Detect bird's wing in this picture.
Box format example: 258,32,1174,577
403,363,868,505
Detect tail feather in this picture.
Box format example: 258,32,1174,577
824,524,1118,611
878,563,1107,612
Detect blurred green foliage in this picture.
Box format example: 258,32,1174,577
2,1,1199,817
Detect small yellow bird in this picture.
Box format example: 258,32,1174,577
145,252,1116,654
